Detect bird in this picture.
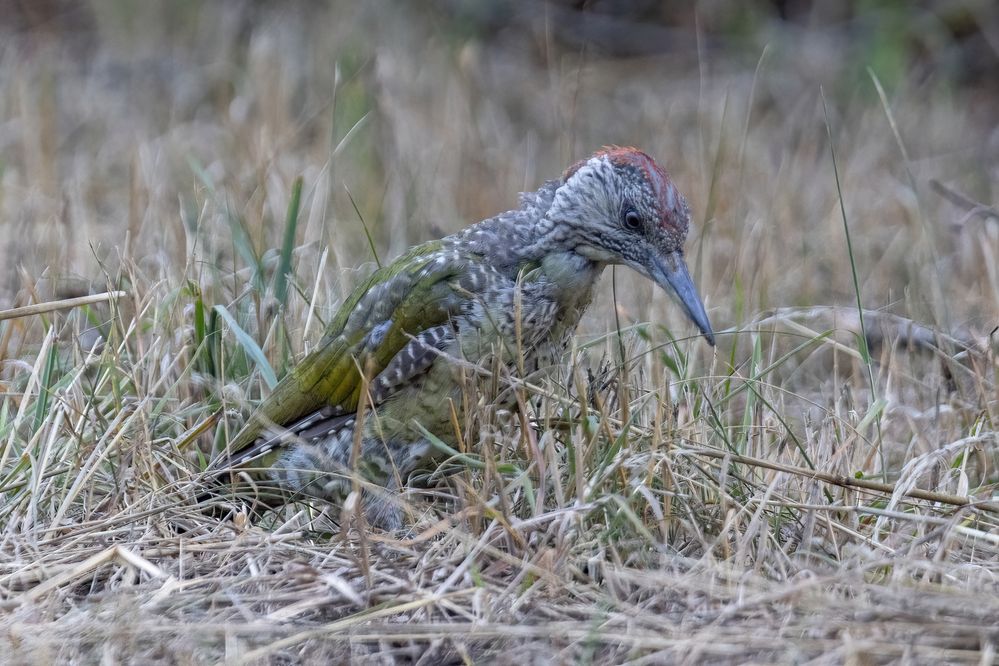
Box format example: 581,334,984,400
207,146,715,529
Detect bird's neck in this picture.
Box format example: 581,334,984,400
455,180,561,265
537,251,602,307
454,180,604,302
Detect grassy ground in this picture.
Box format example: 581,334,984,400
2,2,999,663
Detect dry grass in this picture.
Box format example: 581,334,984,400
1,2,998,663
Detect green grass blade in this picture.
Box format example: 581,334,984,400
820,87,883,454
214,304,277,389
344,184,381,268
274,176,303,308
32,335,59,433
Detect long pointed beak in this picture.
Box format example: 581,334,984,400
650,252,715,346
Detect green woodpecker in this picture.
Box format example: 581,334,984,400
209,147,714,528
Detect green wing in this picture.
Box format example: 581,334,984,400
219,242,467,463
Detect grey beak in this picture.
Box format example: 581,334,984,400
651,252,715,346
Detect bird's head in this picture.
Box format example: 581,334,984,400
551,146,715,345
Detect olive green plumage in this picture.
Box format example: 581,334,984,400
223,242,451,458
209,147,715,529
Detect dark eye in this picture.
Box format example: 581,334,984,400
624,210,642,231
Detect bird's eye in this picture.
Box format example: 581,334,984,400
624,210,642,231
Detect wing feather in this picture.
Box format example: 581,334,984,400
212,246,471,470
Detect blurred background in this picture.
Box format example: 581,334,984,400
1,0,998,355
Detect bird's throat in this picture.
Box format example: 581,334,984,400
540,251,602,309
